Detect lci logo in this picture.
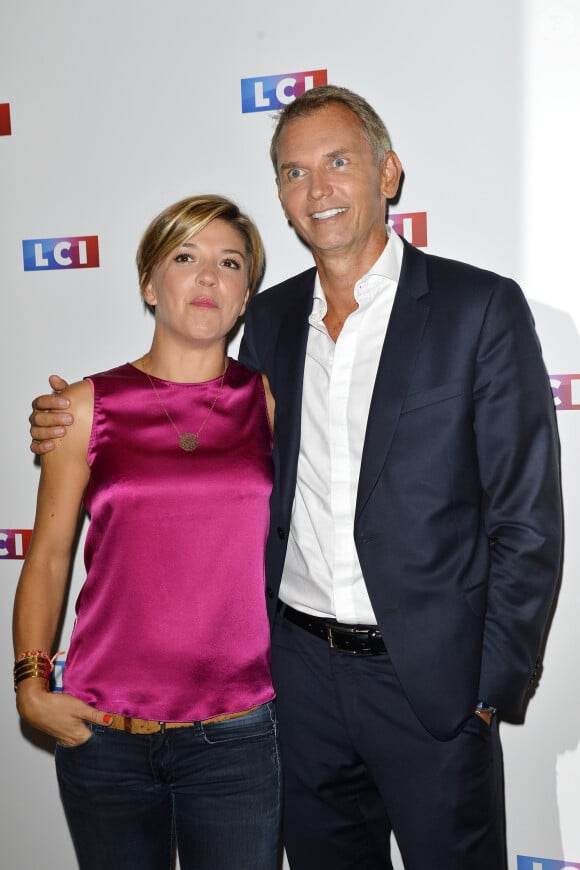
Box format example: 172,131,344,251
0,103,11,136
0,530,32,560
22,236,100,271
517,857,580,869
51,655,66,693
241,69,327,114
550,375,580,410
390,212,427,248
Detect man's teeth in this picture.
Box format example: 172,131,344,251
312,208,347,220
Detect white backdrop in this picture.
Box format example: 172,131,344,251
1,1,579,868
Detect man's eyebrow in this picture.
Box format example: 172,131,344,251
327,148,349,159
278,160,301,174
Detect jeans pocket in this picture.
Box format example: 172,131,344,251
55,722,98,751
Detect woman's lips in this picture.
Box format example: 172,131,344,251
191,296,218,308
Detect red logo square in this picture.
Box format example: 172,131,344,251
0,104,12,136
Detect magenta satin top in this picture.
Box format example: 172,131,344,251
62,360,275,721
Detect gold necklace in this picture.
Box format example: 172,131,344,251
145,360,228,452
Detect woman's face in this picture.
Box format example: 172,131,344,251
144,219,251,348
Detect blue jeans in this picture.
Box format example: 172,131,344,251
55,702,281,870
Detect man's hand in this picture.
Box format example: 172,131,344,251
474,701,496,726
29,375,72,454
474,708,492,726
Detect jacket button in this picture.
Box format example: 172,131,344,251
266,587,274,599
277,527,285,540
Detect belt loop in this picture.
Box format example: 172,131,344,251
159,721,166,734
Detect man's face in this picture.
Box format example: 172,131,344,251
275,103,401,265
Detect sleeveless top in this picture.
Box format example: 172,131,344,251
62,360,275,721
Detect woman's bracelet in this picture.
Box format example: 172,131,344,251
13,650,53,691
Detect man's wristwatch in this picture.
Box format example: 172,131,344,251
474,700,497,725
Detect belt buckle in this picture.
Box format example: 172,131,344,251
326,624,367,655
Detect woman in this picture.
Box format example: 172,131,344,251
13,195,279,870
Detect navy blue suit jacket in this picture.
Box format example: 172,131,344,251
239,238,562,740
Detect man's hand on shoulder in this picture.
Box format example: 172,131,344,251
29,375,73,454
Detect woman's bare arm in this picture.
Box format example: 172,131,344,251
15,380,111,744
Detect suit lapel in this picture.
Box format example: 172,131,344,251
274,271,315,514
356,240,431,519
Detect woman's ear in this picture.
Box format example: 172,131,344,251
142,281,157,308
239,288,251,317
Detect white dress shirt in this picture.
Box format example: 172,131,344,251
279,229,404,624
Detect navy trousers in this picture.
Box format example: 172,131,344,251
272,609,507,870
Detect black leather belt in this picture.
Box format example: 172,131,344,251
280,603,386,655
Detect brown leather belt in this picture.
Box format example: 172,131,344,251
281,603,386,655
107,705,260,735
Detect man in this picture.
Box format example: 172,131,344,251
31,86,562,869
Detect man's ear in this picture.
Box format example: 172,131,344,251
380,150,403,199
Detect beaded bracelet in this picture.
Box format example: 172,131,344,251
15,649,51,663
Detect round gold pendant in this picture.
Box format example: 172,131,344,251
179,433,199,451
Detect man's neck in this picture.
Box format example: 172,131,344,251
314,233,389,342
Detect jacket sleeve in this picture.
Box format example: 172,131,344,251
474,279,562,716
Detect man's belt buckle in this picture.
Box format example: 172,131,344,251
326,623,370,654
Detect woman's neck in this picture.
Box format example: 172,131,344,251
132,342,228,384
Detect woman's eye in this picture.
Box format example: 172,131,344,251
222,259,241,269
174,253,192,263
